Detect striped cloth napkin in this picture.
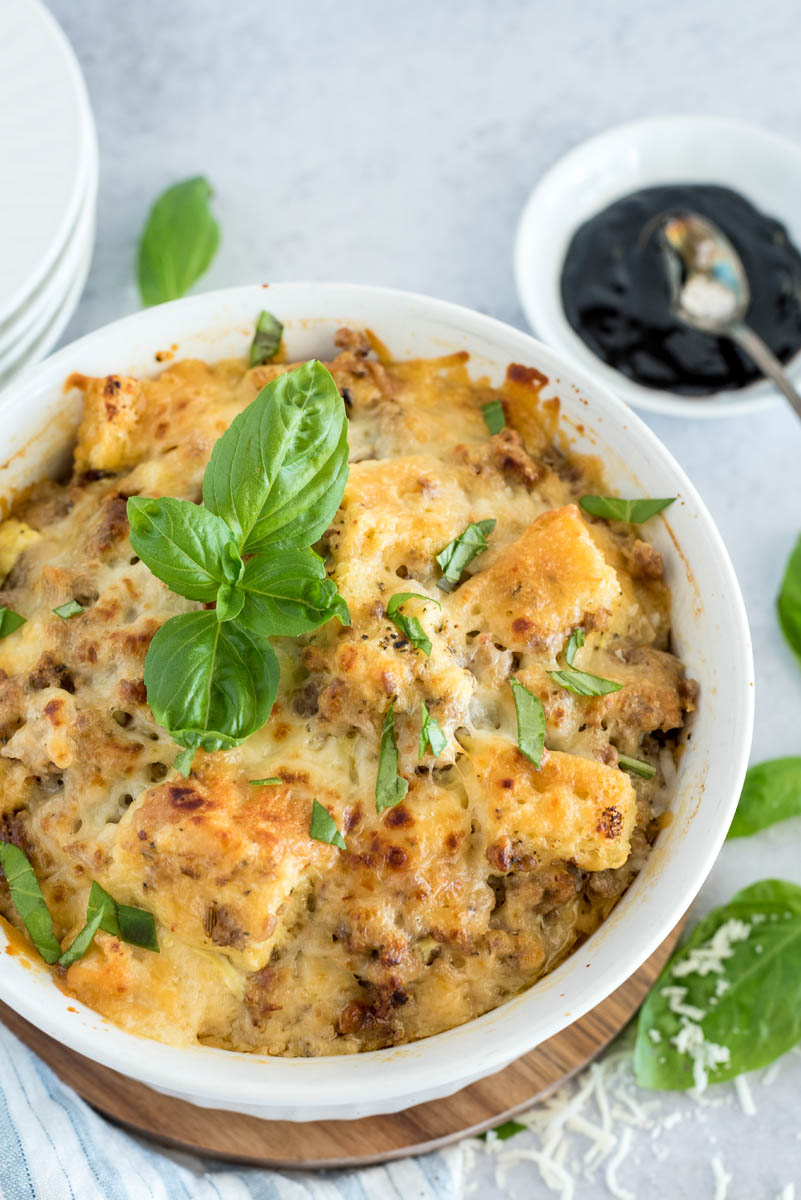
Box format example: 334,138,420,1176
0,1025,463,1200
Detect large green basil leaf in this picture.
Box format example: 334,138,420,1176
778,533,801,665
128,497,242,601
137,177,220,307
202,361,349,553
728,757,801,839
144,610,279,751
634,878,801,1090
237,548,349,637
0,843,61,964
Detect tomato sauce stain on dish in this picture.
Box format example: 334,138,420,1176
561,184,801,395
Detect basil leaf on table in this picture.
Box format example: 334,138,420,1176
618,753,656,780
128,496,243,601
137,176,220,307
53,600,85,620
579,495,676,523
481,399,505,435
634,878,801,1090
309,799,346,850
419,700,447,758
0,843,61,964
203,360,349,553
727,757,801,839
778,533,801,664
144,610,279,751
0,607,25,638
237,548,349,637
250,310,284,366
480,1119,526,1142
386,592,441,656
510,678,545,768
436,519,496,592
376,703,409,813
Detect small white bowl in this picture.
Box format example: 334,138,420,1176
0,284,754,1121
515,115,801,418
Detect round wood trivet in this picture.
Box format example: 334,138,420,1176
0,923,682,1169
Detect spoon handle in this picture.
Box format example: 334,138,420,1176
729,322,801,421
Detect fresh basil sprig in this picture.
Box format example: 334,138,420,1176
0,607,25,638
635,879,801,1090
376,704,408,813
129,361,350,753
202,360,349,553
436,519,496,592
548,628,622,697
579,495,675,523
386,593,441,656
481,399,505,435
309,799,346,849
510,678,545,768
419,700,447,758
778,533,801,665
53,600,85,620
137,177,220,307
618,753,656,780
0,843,61,963
728,757,801,839
250,310,284,366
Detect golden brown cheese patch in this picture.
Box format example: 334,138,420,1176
111,760,336,971
451,504,621,653
463,735,636,872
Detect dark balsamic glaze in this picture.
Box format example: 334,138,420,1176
561,184,801,395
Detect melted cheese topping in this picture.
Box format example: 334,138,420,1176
0,332,697,1055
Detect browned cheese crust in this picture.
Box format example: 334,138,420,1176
0,331,697,1055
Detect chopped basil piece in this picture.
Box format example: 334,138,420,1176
309,798,346,849
778,533,801,666
250,777,282,786
419,700,447,758
0,606,25,638
86,882,159,953
116,902,159,952
510,678,545,768
386,592,441,656
565,628,585,666
53,600,85,619
0,843,61,964
58,907,105,969
376,703,409,813
249,309,284,367
548,631,622,697
480,1119,527,1142
173,746,195,777
436,519,496,592
548,667,622,697
579,495,675,523
481,399,506,435
618,753,656,780
137,176,220,307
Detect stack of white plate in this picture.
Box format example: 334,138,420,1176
0,0,97,392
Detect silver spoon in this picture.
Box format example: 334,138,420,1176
656,211,801,418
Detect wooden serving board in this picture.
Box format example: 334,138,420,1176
0,922,681,1169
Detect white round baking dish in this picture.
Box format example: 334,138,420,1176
0,283,753,1121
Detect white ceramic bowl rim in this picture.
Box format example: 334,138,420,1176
515,114,801,419
0,283,754,1115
